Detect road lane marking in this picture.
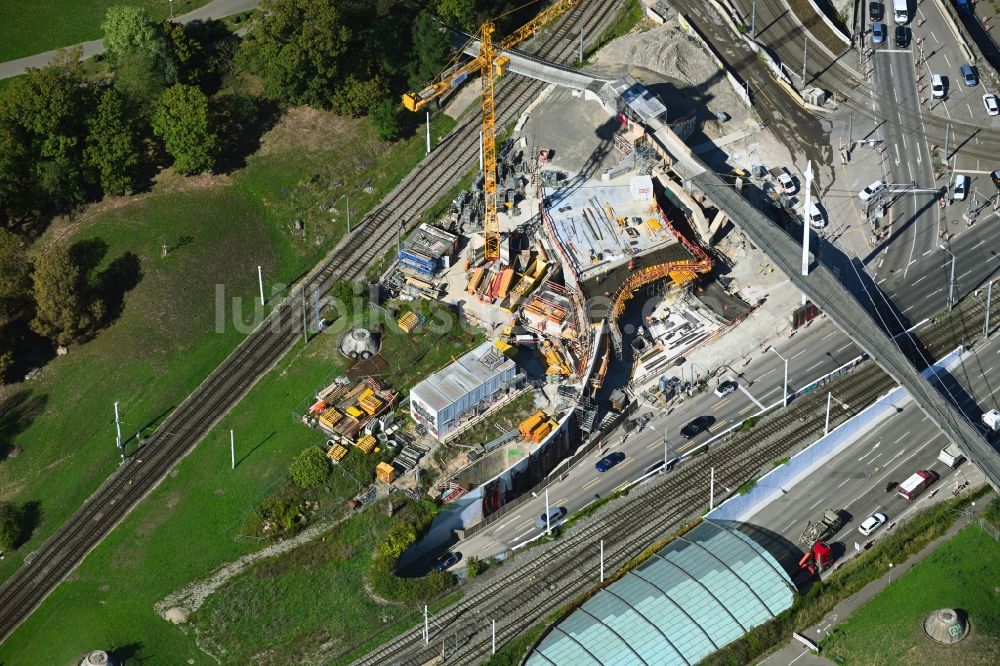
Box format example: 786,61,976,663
912,274,926,284
494,514,522,531
959,270,973,280
837,343,852,352
892,431,911,445
807,360,823,371
581,477,601,491
738,384,764,409
978,367,994,379
923,249,932,256
757,368,775,378
556,497,568,506
837,478,852,488
713,398,730,410
738,405,755,415
512,528,534,541
821,331,837,340
808,497,824,510
791,348,808,359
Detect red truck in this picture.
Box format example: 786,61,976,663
897,469,938,501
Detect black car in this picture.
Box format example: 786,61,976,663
680,415,715,439
895,26,910,48
434,551,461,572
596,451,626,472
869,1,883,22
991,169,1000,190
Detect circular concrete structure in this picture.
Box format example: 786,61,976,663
339,328,380,359
923,608,969,644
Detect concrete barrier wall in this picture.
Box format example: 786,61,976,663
706,346,966,522
804,0,851,44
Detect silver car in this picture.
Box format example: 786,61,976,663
872,22,886,44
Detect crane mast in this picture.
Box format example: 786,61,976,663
402,0,583,265
480,21,500,262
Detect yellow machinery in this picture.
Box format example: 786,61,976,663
403,0,581,263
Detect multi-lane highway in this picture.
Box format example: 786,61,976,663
748,332,1000,551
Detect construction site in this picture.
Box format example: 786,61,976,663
309,1,802,528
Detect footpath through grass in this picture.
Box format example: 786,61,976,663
0,307,482,664
0,107,457,584
823,512,1000,663
0,0,211,64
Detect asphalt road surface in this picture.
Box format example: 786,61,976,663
747,331,1000,551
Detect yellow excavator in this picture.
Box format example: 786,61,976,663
402,0,582,263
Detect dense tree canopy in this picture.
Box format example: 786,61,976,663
238,0,353,108
0,229,31,328
31,243,105,345
152,84,217,175
102,5,177,83
0,501,22,550
86,88,142,195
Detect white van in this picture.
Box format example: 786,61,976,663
893,0,909,24
931,74,945,99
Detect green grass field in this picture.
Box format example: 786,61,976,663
0,107,457,583
0,304,482,664
0,0,213,63
823,522,1000,664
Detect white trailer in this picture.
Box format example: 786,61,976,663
937,443,965,469
983,409,1000,432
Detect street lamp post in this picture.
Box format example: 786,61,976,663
770,348,789,407
939,245,956,311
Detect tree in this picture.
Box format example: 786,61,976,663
371,98,403,141
288,446,330,489
86,89,142,195
0,501,21,550
0,229,31,328
114,48,169,117
409,9,450,89
152,84,217,174
330,74,389,117
102,6,177,83
0,59,95,217
30,243,105,345
435,0,480,31
237,0,353,107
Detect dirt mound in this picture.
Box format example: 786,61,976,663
592,24,716,88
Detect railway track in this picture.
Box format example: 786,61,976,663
0,0,625,643
352,299,987,665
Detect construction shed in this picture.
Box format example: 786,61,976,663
409,341,516,441
398,223,459,276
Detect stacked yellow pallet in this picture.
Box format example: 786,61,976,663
354,434,377,454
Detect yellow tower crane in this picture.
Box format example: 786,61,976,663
403,0,582,263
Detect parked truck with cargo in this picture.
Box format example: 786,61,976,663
799,509,843,545
937,443,965,469
897,469,938,500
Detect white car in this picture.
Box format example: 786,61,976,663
953,174,969,201
984,93,999,116
807,202,827,228
777,169,797,194
858,180,886,202
714,380,738,397
858,512,887,536
931,74,945,99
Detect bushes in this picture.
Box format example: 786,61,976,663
367,499,456,602
288,446,330,489
0,501,23,550
242,486,310,538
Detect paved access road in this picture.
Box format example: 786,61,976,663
747,332,999,554
0,0,259,79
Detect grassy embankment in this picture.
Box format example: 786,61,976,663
821,496,1000,664
0,297,480,664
